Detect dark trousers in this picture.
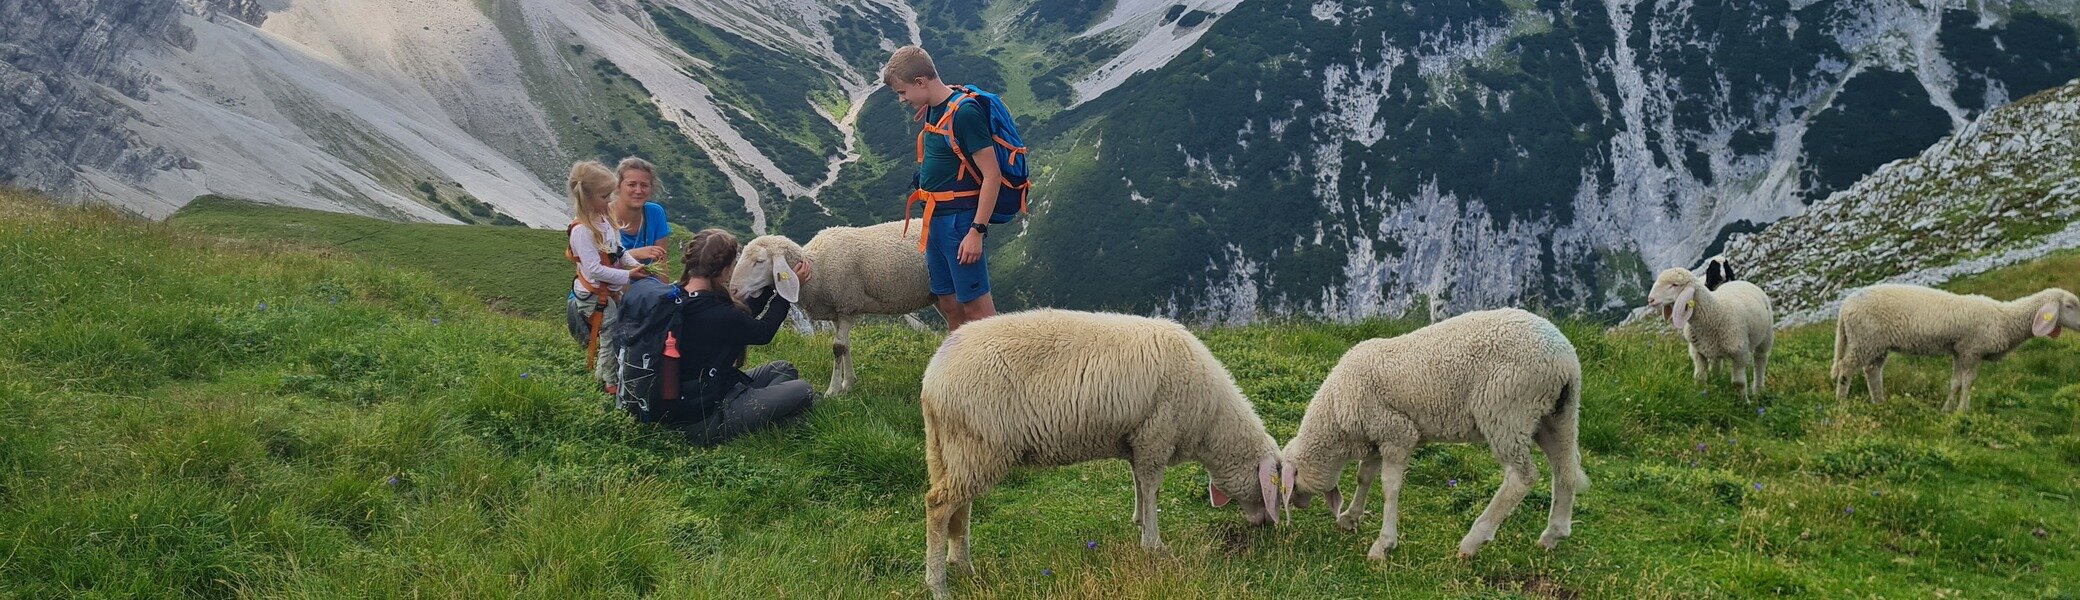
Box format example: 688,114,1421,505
677,361,815,446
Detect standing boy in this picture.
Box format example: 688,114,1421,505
883,45,1005,331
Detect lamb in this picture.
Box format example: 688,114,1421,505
1277,308,1587,560
1646,267,1775,402
732,219,935,396
918,309,1283,599
1832,284,2078,412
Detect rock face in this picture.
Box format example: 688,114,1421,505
0,0,187,196
1723,79,2080,326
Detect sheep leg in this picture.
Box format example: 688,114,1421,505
1460,434,1539,558
1366,443,1413,561
1729,353,1752,403
1863,355,1888,404
924,433,1004,599
1338,453,1380,532
828,317,855,396
1948,357,1981,413
947,501,975,574
1131,455,1170,552
1833,323,1852,402
1534,409,1585,550
1689,345,1709,389
1754,341,1771,397
925,495,954,599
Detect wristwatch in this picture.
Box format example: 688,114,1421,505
969,222,988,236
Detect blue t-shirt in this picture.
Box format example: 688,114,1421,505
619,202,670,263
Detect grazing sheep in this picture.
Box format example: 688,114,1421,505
1698,255,1738,291
732,219,934,395
1647,267,1774,402
918,309,1282,599
1279,309,1586,559
1833,284,2078,412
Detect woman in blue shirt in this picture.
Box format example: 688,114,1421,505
610,157,671,262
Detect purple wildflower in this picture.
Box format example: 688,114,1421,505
1085,540,1097,550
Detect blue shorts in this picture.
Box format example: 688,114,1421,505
925,211,991,303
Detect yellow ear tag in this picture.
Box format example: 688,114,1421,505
777,271,791,282
1687,300,1696,310
2046,313,2057,322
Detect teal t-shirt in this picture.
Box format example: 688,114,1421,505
918,94,996,199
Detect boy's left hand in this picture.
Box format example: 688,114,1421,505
959,230,983,264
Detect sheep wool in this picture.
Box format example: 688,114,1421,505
1833,284,2079,412
1279,308,1587,560
1648,267,1775,402
732,219,935,395
917,309,1282,599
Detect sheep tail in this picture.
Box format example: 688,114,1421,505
1541,376,1589,491
922,399,948,507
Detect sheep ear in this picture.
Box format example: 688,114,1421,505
1259,456,1281,525
1208,481,1231,507
2035,303,2061,338
1325,485,1343,515
1671,286,1698,332
772,257,800,303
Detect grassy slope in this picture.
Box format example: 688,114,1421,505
3,188,2078,598
167,196,689,318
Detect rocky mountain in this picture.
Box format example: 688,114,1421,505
994,0,2080,323
1724,77,2080,326
5,0,2078,322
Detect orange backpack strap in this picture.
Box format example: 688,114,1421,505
565,220,616,305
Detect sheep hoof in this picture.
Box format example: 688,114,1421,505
1142,541,1170,555
1367,538,1396,560
952,560,976,576
1538,529,1569,550
1335,515,1359,532
1456,537,1487,558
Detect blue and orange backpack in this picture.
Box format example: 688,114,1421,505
905,84,1031,251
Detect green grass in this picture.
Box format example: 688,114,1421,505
4,188,2079,598
167,196,689,318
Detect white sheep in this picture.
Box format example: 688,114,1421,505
732,219,935,396
918,309,1283,599
1278,308,1587,560
1646,267,1774,402
1833,284,2078,412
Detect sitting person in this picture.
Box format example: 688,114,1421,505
667,228,816,445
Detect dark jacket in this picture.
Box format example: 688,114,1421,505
672,288,791,417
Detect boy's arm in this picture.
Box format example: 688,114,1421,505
960,145,1001,265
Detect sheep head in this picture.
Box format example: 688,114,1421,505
2034,288,2080,339
1647,268,1702,332
1209,453,1284,526
729,235,806,302
1275,434,1349,518
1700,255,1738,291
